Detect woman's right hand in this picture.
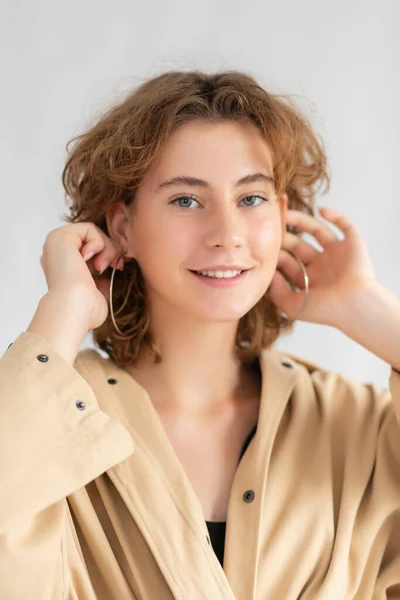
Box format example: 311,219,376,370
40,222,127,332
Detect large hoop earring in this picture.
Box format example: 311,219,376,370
274,249,309,328
109,252,134,336
109,249,309,335
109,265,125,335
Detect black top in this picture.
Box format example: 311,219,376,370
205,423,258,568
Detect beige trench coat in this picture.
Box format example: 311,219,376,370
1,330,400,599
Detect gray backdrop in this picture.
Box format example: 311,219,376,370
1,0,398,387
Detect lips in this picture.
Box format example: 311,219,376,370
189,269,249,286
192,270,243,279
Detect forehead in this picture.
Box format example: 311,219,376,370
143,120,275,187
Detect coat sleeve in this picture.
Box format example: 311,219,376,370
0,330,134,599
310,365,400,598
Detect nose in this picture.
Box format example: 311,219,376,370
205,202,245,250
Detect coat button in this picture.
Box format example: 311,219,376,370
76,400,86,411
37,354,49,362
243,490,255,503
282,361,293,368
107,378,117,385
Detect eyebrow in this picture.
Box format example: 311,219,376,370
156,172,275,191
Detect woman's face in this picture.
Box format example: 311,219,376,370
126,119,287,323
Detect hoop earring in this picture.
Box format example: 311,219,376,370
109,250,134,336
109,262,128,336
274,249,309,328
109,249,309,335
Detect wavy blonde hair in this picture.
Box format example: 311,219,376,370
61,70,330,369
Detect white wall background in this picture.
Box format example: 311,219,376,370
1,0,399,387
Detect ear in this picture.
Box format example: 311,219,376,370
106,202,135,259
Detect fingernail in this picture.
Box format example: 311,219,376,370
84,251,94,262
99,261,109,275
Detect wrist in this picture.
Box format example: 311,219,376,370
332,279,400,371
27,287,93,364
331,279,381,334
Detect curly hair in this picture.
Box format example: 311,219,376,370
61,70,330,369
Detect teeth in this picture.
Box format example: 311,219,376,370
195,270,243,278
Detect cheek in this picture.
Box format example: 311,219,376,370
252,218,282,259
133,216,193,275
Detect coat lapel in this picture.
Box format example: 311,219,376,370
99,357,236,599
222,347,297,599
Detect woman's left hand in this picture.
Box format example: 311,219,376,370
268,207,377,328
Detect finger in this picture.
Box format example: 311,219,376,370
277,249,308,289
82,248,124,280
318,207,358,236
285,210,338,247
80,230,125,273
281,231,321,265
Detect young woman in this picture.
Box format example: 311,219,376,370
1,70,400,600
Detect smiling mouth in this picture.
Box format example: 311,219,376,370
189,269,247,279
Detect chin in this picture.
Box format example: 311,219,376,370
191,303,255,323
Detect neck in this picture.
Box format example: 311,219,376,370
126,308,258,416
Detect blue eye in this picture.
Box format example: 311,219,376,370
172,196,199,209
240,195,267,207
